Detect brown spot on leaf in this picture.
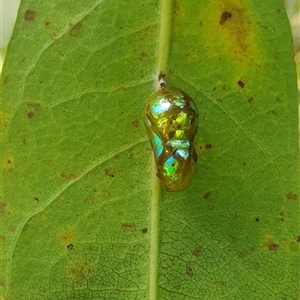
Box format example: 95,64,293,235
247,97,253,103
287,192,297,200
255,217,260,222
8,225,16,232
45,21,51,27
205,143,212,149
61,230,74,244
22,224,29,232
297,235,300,242
0,202,7,213
34,197,39,202
60,173,77,181
237,250,246,258
69,21,82,37
69,265,84,279
219,11,232,25
0,280,5,286
121,223,136,231
141,228,148,233
84,194,96,203
127,153,132,159
267,109,277,116
101,189,110,198
139,52,149,62
186,262,194,277
24,9,36,21
229,236,238,243
105,168,115,178
192,247,203,256
268,243,278,251
26,111,35,119
237,80,245,88
27,102,41,111
253,262,260,270
131,120,139,128
203,192,211,200
0,235,6,241
3,75,8,86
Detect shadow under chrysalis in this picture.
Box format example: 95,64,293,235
144,85,198,192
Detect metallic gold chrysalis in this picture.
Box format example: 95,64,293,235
144,85,198,192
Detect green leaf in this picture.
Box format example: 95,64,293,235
1,0,299,299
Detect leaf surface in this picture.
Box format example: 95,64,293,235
1,0,299,299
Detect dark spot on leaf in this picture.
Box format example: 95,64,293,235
139,52,149,62
173,5,179,15
45,21,51,27
253,262,260,269
255,217,260,222
192,246,203,256
219,11,232,25
237,250,246,258
297,235,300,242
205,143,212,149
34,197,39,202
6,159,11,164
132,120,139,128
229,236,238,243
101,189,110,198
247,97,253,103
61,230,74,244
0,202,7,213
186,262,194,277
141,228,148,233
208,205,215,211
275,97,281,102
203,192,210,200
67,244,74,250
69,21,82,37
69,265,84,279
0,235,6,241
26,111,35,119
3,75,8,86
243,162,246,166
199,21,203,27
24,9,36,21
185,53,191,57
237,80,245,88
0,280,5,286
60,173,77,181
104,168,115,178
27,101,39,111
127,153,132,159
8,168,15,173
268,243,279,251
22,224,29,232
121,223,136,231
267,109,277,116
114,154,119,159
222,85,227,90
287,192,297,200
8,225,16,232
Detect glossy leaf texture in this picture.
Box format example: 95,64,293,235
1,0,299,299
